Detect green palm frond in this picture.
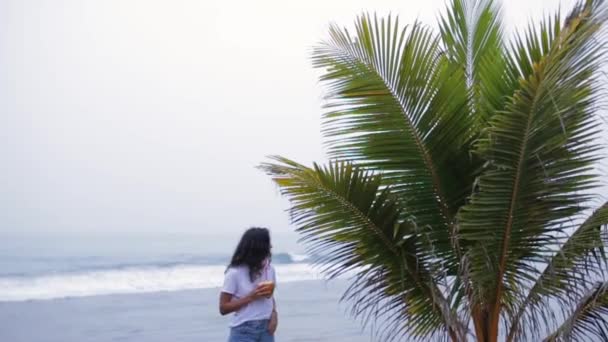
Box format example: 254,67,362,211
507,202,608,341
313,14,474,267
259,156,466,341
439,0,513,125
544,281,608,341
457,2,606,338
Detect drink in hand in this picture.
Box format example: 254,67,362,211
258,281,274,298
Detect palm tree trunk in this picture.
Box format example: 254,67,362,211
488,304,500,342
471,306,500,342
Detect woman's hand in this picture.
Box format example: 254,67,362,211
247,284,272,301
268,310,278,335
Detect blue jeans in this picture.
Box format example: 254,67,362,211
228,319,274,342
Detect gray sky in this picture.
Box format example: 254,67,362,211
0,0,593,238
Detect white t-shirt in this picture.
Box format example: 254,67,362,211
222,264,276,327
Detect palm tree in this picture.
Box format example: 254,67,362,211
260,0,608,341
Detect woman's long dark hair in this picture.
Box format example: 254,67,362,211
228,227,271,282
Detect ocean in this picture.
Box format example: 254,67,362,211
0,233,375,341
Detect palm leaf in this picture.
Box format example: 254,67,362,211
439,0,513,126
457,1,607,339
507,202,608,341
544,281,608,341
259,156,466,341
312,14,474,270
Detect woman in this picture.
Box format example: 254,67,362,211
220,227,278,342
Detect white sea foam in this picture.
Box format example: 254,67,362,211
288,253,309,263
0,263,324,302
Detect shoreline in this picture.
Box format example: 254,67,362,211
0,279,375,342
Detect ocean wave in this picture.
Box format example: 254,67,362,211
0,252,309,278
0,263,324,302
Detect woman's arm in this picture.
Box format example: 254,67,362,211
219,286,270,315
268,297,278,334
219,292,250,315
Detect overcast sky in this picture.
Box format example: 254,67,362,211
1,0,599,239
